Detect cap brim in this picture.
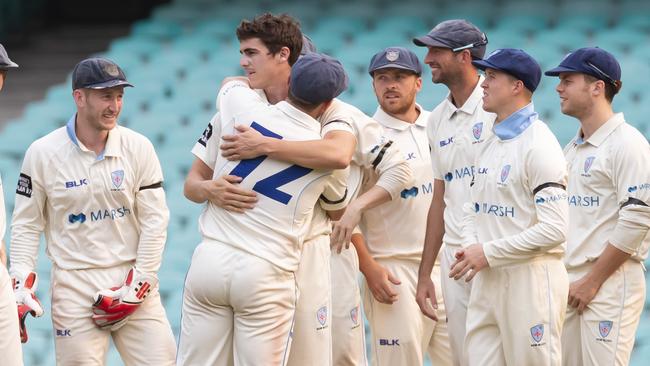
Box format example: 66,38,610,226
370,64,420,75
472,59,498,71
544,66,579,76
0,60,19,69
413,35,451,49
86,80,134,89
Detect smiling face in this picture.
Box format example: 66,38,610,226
423,46,466,86
555,72,598,118
75,86,124,131
239,37,289,90
372,68,421,116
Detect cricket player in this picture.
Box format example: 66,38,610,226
9,57,176,365
449,48,569,365
350,46,451,365
183,14,358,366
545,47,650,366
412,19,495,365
177,52,350,366
0,42,24,366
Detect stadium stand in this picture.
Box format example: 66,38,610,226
1,0,649,364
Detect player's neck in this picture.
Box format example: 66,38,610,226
448,71,480,109
75,115,109,155
264,71,291,104
385,104,420,124
578,102,614,141
494,99,530,124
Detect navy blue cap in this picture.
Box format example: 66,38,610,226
544,47,621,86
290,53,348,104
300,34,317,56
413,19,487,59
368,47,422,76
473,48,541,92
0,43,18,69
71,57,133,90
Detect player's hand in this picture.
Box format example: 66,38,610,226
92,268,157,331
331,203,362,253
568,276,601,314
202,175,257,213
221,125,268,161
449,243,488,282
361,260,401,304
415,276,439,321
13,271,44,343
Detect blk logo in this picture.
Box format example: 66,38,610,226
56,329,71,337
379,339,400,346
65,179,88,189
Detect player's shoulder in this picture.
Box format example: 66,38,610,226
114,126,157,155
27,126,69,156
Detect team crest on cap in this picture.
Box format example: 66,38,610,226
584,156,595,174
500,164,511,183
350,306,359,326
472,122,484,141
599,320,613,338
317,306,328,326
104,64,119,77
111,170,125,189
530,324,544,343
386,50,399,62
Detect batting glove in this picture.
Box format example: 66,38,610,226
13,271,44,343
91,268,157,331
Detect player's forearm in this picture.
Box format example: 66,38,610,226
351,233,375,274
374,155,413,200
584,244,631,286
350,185,391,214
184,160,214,203
264,138,353,170
419,192,445,279
135,189,169,274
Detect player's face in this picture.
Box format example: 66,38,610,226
423,46,463,85
239,38,283,90
372,68,422,116
556,72,593,118
480,68,516,113
76,87,124,131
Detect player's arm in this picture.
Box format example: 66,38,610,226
416,179,445,320
221,127,356,170
352,231,400,304
0,179,7,266
569,138,650,313
9,143,47,342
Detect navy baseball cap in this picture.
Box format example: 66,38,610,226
368,47,422,76
544,47,621,86
290,52,348,104
413,19,488,59
300,34,317,56
0,43,18,69
473,48,542,92
71,57,133,90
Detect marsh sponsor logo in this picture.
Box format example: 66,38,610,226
474,202,515,217
90,206,132,221
568,195,600,207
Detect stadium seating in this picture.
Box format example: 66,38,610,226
1,1,649,364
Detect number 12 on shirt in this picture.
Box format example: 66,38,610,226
229,122,312,205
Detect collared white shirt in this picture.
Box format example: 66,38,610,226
564,113,650,269
466,103,568,267
197,81,348,272
358,105,432,261
428,76,496,246
10,116,168,275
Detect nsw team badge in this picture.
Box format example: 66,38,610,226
111,170,125,191
317,306,328,328
597,320,613,342
530,324,545,346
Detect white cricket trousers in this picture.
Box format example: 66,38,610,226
465,256,568,366
177,240,297,366
51,262,176,366
363,258,451,366
562,260,645,366
0,264,23,366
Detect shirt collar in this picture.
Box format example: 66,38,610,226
442,75,485,120
372,103,427,131
493,103,537,140
574,112,625,147
276,101,321,131
66,114,121,160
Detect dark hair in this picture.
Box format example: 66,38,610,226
236,13,303,66
584,74,622,103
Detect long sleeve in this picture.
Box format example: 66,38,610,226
134,139,169,275
10,143,47,276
